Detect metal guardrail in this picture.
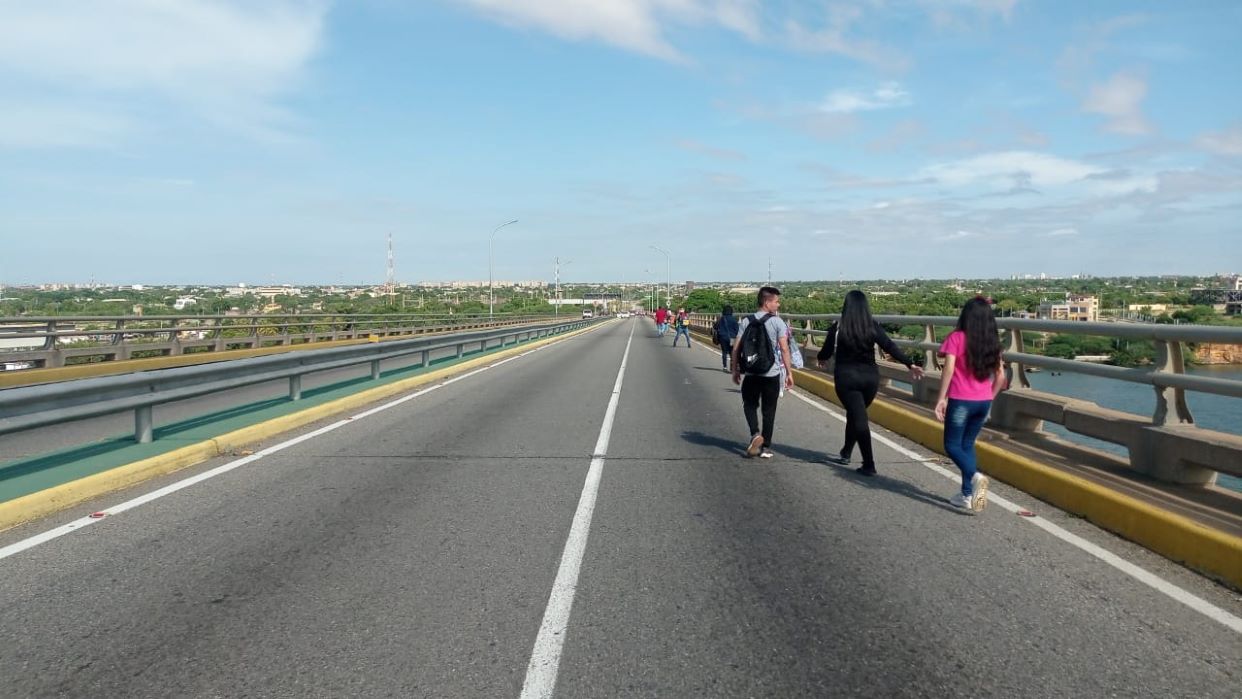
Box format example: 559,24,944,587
0,312,556,370
694,313,1242,420
691,312,1242,483
0,318,593,444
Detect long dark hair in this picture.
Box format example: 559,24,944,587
956,297,1002,381
722,304,734,316
837,290,875,352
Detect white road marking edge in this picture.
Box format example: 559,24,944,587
0,321,615,562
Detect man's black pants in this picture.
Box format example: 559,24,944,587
741,374,781,447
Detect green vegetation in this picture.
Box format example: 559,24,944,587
3,275,1236,368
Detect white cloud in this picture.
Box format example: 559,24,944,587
0,0,329,146
923,151,1099,188
0,103,133,149
819,82,910,113
1041,228,1079,237
676,138,747,161
785,17,910,73
921,150,1156,196
1196,125,1242,157
456,0,761,61
936,229,979,241
1083,71,1152,135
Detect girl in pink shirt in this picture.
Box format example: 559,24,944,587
935,297,1005,513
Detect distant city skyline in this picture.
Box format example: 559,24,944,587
2,2,1240,284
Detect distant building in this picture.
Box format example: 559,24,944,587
1038,293,1098,322
1127,303,1169,314
173,296,197,310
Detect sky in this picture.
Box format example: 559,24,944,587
1,0,1240,286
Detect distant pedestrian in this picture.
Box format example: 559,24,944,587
816,290,924,476
672,307,692,347
654,306,669,336
732,287,794,459
776,321,804,396
713,305,740,371
935,297,1005,513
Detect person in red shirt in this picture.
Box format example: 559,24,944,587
653,306,669,336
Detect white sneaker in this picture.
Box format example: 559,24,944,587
970,474,991,513
759,448,774,459
949,492,973,511
746,434,764,457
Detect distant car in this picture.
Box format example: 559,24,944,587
617,312,630,318
581,309,594,319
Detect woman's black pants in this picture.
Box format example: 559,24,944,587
833,363,880,468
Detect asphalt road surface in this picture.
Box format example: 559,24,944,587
1,318,1239,697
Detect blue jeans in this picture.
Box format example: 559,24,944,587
657,322,668,336
672,326,691,346
943,398,991,495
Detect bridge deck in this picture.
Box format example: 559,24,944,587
0,319,1239,697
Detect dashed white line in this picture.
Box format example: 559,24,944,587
520,322,636,698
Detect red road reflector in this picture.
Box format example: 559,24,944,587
1018,510,1036,517
88,512,107,519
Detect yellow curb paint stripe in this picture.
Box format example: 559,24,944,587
792,369,1242,589
0,322,609,532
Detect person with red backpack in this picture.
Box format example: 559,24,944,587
731,287,794,459
671,307,692,347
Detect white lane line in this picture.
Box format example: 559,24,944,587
0,323,612,563
786,388,1242,635
521,322,636,698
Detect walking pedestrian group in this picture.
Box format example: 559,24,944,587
648,286,1004,514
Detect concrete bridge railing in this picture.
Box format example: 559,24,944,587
0,312,555,370
691,312,1242,486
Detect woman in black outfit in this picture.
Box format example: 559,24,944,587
816,290,924,476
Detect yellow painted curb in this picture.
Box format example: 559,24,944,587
0,441,219,531
0,321,610,532
793,369,1242,589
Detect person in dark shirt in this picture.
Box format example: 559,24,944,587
816,290,924,476
713,304,740,371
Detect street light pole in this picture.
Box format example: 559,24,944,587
554,257,572,317
649,245,670,309
489,219,518,320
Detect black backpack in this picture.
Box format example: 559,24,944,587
738,313,775,375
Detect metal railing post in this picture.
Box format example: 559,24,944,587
289,375,302,401
370,360,381,380
135,406,153,443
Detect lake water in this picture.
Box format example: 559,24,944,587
1026,365,1242,492
889,365,1242,491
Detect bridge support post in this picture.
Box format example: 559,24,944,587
289,375,302,401
1003,327,1030,389
802,320,817,349
135,406,153,444
1152,340,1194,426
